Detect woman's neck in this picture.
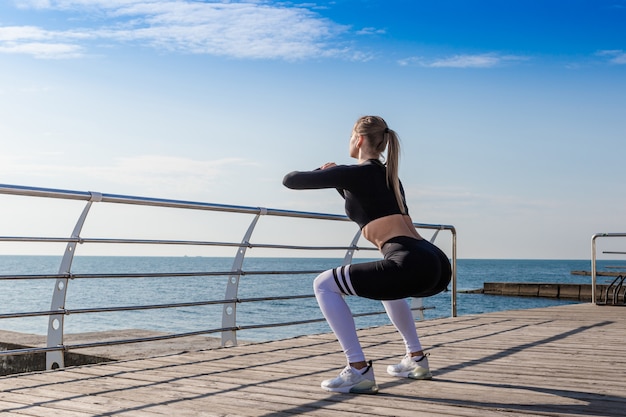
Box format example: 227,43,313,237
358,151,380,163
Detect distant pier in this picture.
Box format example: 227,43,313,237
571,270,625,276
460,267,626,303
464,282,623,303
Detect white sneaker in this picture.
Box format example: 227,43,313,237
321,360,379,394
387,354,432,380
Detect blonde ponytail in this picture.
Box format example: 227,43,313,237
385,129,406,214
353,116,405,214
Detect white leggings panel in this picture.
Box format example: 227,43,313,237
313,268,364,363
381,298,423,354
313,266,423,363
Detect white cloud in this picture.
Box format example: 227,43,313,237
2,1,351,60
406,185,559,220
0,153,254,196
356,27,385,36
597,49,626,64
398,53,528,68
0,25,48,40
0,40,83,58
0,25,90,58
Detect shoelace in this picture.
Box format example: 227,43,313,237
339,366,354,377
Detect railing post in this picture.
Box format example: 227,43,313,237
46,192,101,370
221,208,266,347
451,227,457,317
591,234,599,305
341,229,362,266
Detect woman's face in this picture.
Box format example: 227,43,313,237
349,131,360,158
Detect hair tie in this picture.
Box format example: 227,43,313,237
384,127,390,133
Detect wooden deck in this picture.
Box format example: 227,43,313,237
1,303,624,417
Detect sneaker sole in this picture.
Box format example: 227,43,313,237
321,383,379,394
387,370,433,380
350,384,379,394
409,371,432,380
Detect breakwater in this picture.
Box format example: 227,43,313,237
463,282,624,303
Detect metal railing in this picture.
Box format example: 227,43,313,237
0,183,457,370
591,233,626,304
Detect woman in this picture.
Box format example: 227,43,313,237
283,115,451,394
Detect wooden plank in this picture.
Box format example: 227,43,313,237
0,304,624,417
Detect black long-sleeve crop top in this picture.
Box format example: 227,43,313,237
282,159,409,229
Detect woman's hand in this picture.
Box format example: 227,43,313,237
320,162,337,170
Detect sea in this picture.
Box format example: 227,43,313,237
0,256,621,342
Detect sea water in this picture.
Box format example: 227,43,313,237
0,256,620,342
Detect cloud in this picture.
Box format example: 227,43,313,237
406,185,559,220
0,40,83,59
1,0,351,60
356,27,385,36
0,25,87,58
0,153,253,196
597,50,626,64
398,53,528,68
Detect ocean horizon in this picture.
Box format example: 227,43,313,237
1,256,621,342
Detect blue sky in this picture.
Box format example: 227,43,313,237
1,0,625,259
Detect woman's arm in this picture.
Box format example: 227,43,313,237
282,164,355,191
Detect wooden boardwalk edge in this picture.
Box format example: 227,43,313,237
1,303,625,417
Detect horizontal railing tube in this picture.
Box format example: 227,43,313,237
0,269,332,281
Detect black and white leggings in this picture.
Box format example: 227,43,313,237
313,237,451,363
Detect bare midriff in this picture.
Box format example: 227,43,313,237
361,214,424,250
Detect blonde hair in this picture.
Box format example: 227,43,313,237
353,115,405,214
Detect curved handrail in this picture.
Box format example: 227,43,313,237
591,233,626,303
0,183,457,370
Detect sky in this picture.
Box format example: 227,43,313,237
0,0,625,260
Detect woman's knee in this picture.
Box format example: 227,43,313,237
313,269,339,295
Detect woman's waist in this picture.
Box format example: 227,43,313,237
380,235,424,252
361,215,422,249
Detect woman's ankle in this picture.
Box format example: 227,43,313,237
349,360,368,370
